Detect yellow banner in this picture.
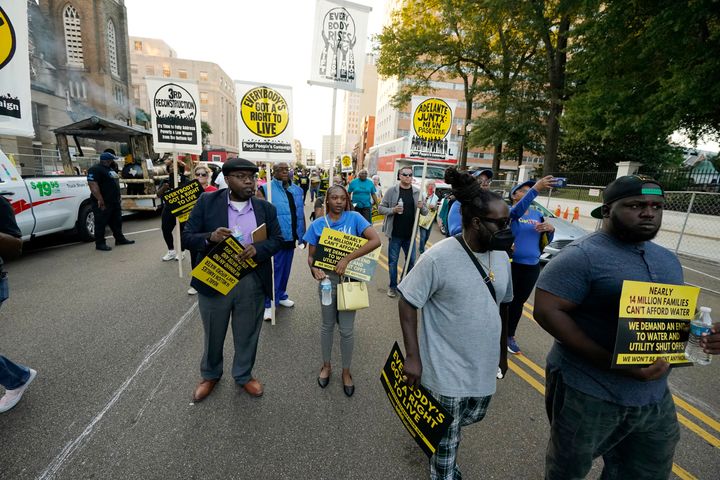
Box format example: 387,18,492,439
191,236,257,295
618,281,699,320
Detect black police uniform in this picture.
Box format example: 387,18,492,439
87,162,126,246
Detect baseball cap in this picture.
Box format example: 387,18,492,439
222,157,259,175
472,168,493,180
99,152,117,161
590,175,664,219
511,180,536,197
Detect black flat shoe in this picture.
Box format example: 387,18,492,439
317,368,331,389
115,238,135,245
343,384,355,397
96,244,112,251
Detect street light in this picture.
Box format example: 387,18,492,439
457,123,473,170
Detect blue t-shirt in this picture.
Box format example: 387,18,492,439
448,200,462,236
509,189,552,265
347,178,377,208
303,210,372,245
536,231,684,407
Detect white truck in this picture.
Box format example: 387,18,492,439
0,147,96,241
366,137,457,198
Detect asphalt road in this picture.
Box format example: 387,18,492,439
1,207,719,479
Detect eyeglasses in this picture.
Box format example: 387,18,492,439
479,216,510,229
226,173,258,181
399,172,413,177
196,173,208,177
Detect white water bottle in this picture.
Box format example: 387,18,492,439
397,197,404,214
685,307,713,365
321,277,332,306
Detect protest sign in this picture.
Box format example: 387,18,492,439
312,228,379,282
309,0,372,92
161,179,202,223
612,281,700,367
235,81,294,163
0,2,33,137
408,96,458,162
340,153,353,173
371,204,384,224
191,236,257,295
380,342,452,458
146,79,202,154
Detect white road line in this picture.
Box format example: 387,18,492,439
37,302,198,480
682,265,720,282
26,228,160,253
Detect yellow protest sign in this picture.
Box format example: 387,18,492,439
340,153,353,173
612,281,700,367
380,342,452,458
162,179,203,223
191,236,257,295
240,86,289,138
412,98,452,141
312,228,379,282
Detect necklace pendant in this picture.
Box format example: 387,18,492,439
488,271,496,283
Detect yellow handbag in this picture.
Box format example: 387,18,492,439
337,278,369,311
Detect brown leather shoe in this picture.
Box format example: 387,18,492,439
192,378,219,403
242,378,264,397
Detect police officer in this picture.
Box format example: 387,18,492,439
87,152,135,251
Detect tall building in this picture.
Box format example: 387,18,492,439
129,37,238,153
1,0,133,157
321,134,342,168
340,54,378,153
302,148,317,167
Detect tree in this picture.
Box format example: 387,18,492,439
201,121,213,146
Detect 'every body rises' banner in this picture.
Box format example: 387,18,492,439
612,281,700,368
191,236,257,295
161,179,202,223
380,342,452,458
312,227,379,282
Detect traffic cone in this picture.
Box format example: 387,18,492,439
554,205,561,217
562,207,569,220
572,206,580,222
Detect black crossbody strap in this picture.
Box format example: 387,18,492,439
454,234,497,302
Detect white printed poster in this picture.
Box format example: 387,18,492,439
409,96,458,162
235,81,294,163
0,2,34,137
309,0,372,92
146,78,202,154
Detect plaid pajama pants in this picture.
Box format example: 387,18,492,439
427,389,493,480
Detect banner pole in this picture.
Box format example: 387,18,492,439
329,88,337,186
173,156,183,278
401,159,427,280
266,164,276,326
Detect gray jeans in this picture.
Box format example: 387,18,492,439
319,273,357,369
197,273,265,384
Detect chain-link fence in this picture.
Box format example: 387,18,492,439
654,191,720,261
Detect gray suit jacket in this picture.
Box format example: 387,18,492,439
377,184,428,238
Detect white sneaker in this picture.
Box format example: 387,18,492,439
162,250,177,261
187,287,198,295
0,368,37,413
175,250,187,261
278,298,295,308
263,308,272,321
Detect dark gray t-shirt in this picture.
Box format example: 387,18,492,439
536,231,684,407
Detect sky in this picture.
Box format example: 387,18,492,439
124,0,388,156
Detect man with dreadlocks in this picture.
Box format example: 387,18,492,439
303,184,381,397
397,167,514,479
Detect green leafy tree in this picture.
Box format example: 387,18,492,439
201,121,213,146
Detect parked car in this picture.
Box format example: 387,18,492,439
434,195,588,262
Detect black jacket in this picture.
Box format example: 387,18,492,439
182,189,283,298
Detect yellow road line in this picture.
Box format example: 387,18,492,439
673,395,720,433
507,360,545,394
672,463,698,480
514,352,546,378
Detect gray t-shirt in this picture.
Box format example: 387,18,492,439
536,231,684,407
398,237,513,398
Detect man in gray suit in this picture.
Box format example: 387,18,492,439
378,165,428,298
183,158,283,402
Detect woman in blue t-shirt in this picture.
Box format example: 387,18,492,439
507,176,556,354
303,185,381,397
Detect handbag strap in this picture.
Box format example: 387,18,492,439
454,234,496,302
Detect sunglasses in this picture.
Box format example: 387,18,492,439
196,173,208,177
479,216,510,229
399,172,413,177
